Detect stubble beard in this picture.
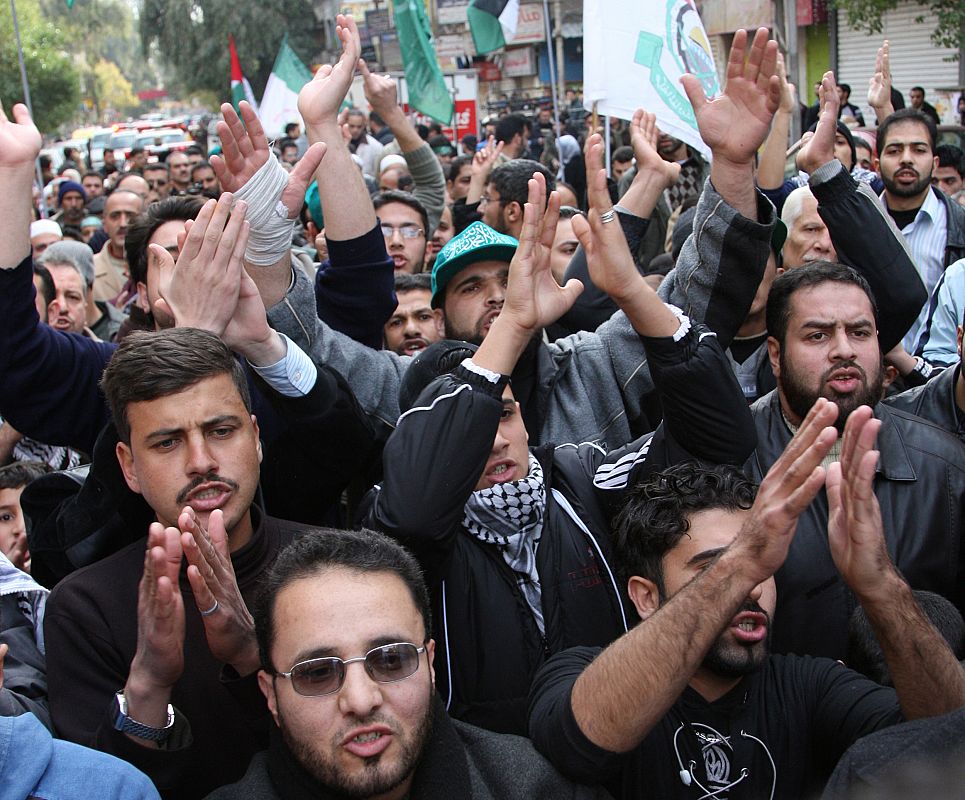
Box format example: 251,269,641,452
882,165,933,199
281,701,434,798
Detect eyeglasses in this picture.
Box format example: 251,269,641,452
275,642,426,697
478,194,503,208
146,179,168,189
381,224,424,240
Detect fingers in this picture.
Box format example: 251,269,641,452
744,27,769,84
12,103,34,126
680,74,708,118
237,102,267,154
726,28,748,82
584,140,611,214
570,212,593,256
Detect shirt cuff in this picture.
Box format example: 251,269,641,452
461,358,503,384
248,333,317,397
666,304,692,342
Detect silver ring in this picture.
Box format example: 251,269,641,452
600,209,616,224
200,599,220,617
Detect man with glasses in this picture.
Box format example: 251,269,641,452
372,191,429,274
207,527,609,799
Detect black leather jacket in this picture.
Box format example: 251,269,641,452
884,364,964,444
747,392,965,660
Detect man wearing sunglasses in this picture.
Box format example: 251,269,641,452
207,527,608,799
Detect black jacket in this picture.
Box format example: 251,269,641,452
365,324,756,735
747,392,965,659
884,363,964,443
937,186,965,268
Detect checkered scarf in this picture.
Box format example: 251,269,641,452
463,453,546,635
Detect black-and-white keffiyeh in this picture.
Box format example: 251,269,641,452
463,453,547,634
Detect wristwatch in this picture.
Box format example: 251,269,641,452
112,691,175,743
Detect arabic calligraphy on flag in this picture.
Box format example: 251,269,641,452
583,0,719,158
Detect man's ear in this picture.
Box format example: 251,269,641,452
252,415,263,463
135,281,150,314
425,638,436,688
116,441,141,494
504,200,523,225
258,670,281,725
432,309,445,337
767,336,782,378
873,156,881,176
627,576,661,620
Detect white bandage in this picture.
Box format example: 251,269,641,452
233,155,296,266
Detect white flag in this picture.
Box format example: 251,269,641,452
583,0,719,158
258,37,313,138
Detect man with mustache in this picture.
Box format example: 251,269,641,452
383,273,443,357
43,329,319,799
529,418,965,800
875,108,965,350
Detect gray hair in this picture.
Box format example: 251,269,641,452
781,185,815,231
37,241,96,293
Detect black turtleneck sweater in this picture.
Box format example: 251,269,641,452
45,507,314,799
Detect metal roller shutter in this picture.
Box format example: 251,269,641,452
835,3,958,127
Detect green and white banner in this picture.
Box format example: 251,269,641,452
258,36,314,138
583,0,719,157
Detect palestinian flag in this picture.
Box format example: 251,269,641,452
467,0,520,54
258,36,313,137
229,35,258,114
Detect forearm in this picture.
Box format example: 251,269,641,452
245,254,293,310
709,157,758,222
405,142,446,233
472,314,533,375
757,110,792,190
613,279,681,339
617,170,671,220
571,549,756,751
380,107,422,153
872,102,895,125
0,167,34,266
307,122,377,239
860,574,965,719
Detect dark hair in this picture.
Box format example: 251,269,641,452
877,108,937,154
494,112,529,144
346,108,367,121
278,138,298,154
285,122,300,137
125,195,205,285
63,146,77,160
936,144,965,178
190,161,213,181
32,264,56,310
142,162,167,174
82,171,103,183
910,86,925,95
100,328,251,443
0,461,51,491
447,155,473,183
839,83,851,96
765,261,878,347
254,528,432,671
847,590,965,686
558,205,584,220
373,190,429,236
369,112,385,128
395,271,432,293
611,145,634,164
185,145,204,157
612,463,757,597
489,159,555,209
129,147,145,158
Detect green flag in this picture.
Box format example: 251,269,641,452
258,35,313,136
391,0,454,125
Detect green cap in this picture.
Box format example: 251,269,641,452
430,222,518,309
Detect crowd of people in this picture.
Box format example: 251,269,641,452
1,17,964,800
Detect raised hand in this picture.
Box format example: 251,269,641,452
501,172,583,335
776,53,798,115
734,397,839,584
298,14,361,132
573,135,648,303
180,508,260,675
124,523,185,737
867,40,893,112
0,101,42,172
152,194,249,335
797,71,840,175
360,59,399,118
211,102,326,220
681,28,781,166
629,109,680,190
826,406,891,599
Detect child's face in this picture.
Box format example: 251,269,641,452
0,485,29,572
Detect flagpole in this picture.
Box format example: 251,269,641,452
541,0,560,139
604,114,611,178
9,0,47,216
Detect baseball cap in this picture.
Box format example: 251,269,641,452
430,221,518,309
